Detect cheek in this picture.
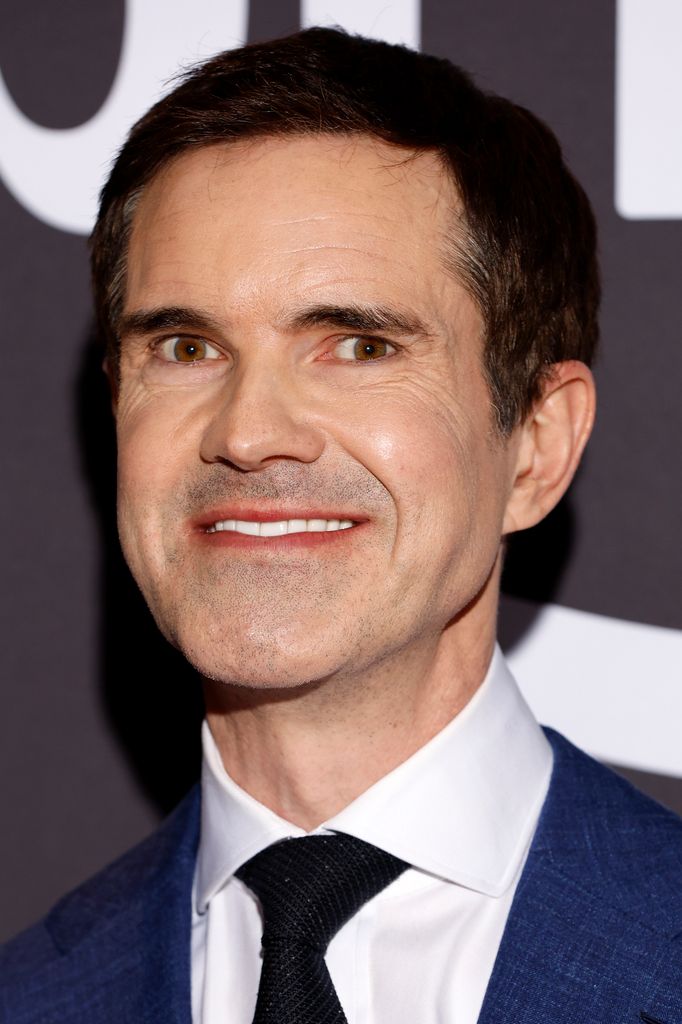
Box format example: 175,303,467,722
347,386,483,514
114,401,204,577
116,421,167,521
116,387,202,494
356,384,506,568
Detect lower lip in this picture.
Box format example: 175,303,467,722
194,523,366,551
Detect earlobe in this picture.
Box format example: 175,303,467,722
502,360,596,535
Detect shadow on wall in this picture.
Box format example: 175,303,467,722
74,329,577,816
499,498,575,653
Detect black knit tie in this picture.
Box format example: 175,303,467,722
236,833,409,1023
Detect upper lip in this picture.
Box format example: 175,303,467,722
192,507,367,530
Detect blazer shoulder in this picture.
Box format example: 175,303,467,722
1,785,200,980
540,728,682,936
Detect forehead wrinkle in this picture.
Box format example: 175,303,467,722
259,222,428,252
272,242,411,261
262,224,441,267
265,197,447,229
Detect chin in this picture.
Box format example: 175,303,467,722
193,650,338,692
173,620,344,691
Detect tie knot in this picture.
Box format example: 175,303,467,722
236,834,408,952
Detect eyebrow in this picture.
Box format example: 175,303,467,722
280,303,433,338
117,306,218,339
117,302,433,341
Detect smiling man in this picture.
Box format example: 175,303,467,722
3,27,682,1024
116,134,550,766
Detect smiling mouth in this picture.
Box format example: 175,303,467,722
205,518,356,537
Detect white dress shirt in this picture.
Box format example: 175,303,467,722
191,647,552,1023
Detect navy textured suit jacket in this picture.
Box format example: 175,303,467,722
2,729,682,1023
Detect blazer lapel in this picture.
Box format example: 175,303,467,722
477,730,682,1024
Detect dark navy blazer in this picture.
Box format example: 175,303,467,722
2,730,682,1023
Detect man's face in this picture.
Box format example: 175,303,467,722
116,135,523,688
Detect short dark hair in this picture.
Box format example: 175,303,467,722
91,26,599,434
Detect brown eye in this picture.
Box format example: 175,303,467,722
354,338,388,360
173,338,206,362
333,336,396,361
156,336,221,362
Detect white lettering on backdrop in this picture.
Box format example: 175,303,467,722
616,0,682,218
0,0,249,234
301,0,420,47
0,0,680,775
507,603,682,778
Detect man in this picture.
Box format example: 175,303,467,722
2,26,681,1024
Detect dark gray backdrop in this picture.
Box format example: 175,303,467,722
1,0,680,942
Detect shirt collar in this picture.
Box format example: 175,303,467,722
195,646,552,912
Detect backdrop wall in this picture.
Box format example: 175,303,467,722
1,0,680,941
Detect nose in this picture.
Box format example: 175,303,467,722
199,361,325,471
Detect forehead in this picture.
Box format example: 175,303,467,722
125,134,469,327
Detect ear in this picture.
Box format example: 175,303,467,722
502,360,596,535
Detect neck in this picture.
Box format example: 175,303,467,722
204,605,497,830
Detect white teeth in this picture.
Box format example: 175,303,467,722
208,518,356,536
259,520,288,538
236,520,260,536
